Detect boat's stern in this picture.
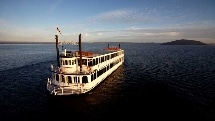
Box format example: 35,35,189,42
47,78,58,95
47,78,90,95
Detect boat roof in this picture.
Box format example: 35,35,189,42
61,47,123,58
94,47,122,54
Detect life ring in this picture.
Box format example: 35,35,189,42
87,66,92,72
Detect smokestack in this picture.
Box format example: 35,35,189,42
79,34,82,72
55,35,60,67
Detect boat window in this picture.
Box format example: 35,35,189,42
69,60,71,65
82,59,87,65
104,56,107,61
68,76,72,83
94,72,97,80
103,67,106,73
61,75,65,82
101,56,104,62
74,77,77,83
72,60,76,65
82,76,88,83
56,74,59,81
96,58,98,65
78,77,80,83
111,54,114,58
98,69,101,77
65,60,68,65
91,74,93,81
88,59,93,66
78,59,80,66
93,59,96,66
110,63,113,68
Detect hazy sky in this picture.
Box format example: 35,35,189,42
0,0,215,43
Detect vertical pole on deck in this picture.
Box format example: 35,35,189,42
79,34,82,72
55,35,60,67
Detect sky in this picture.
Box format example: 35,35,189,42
0,0,215,43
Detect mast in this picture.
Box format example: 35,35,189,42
79,34,82,72
55,35,60,67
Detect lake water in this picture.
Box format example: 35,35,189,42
0,43,215,121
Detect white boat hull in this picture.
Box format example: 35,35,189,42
46,33,124,96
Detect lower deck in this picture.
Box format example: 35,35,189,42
47,59,123,95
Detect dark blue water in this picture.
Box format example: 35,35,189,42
0,43,215,121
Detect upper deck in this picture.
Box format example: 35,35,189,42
60,46,123,59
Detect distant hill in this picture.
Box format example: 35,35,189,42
161,39,207,45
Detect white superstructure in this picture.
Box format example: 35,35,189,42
47,33,124,95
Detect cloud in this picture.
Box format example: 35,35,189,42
48,0,64,13
142,32,179,36
90,8,157,25
1,5,215,44
41,7,215,43
97,33,103,36
0,20,53,42
84,26,215,43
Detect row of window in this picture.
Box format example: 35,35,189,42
55,57,123,84
55,50,124,84
61,59,76,65
55,74,88,84
90,57,123,82
61,50,124,67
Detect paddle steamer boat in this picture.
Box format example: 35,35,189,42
47,32,124,95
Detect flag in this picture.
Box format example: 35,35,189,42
57,27,61,35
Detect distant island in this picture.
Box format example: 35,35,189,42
161,39,207,45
